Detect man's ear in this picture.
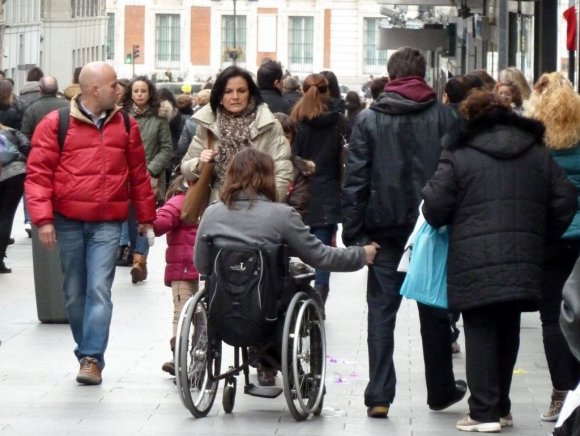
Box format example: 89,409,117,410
442,93,449,104
274,79,283,91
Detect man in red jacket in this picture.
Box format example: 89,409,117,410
25,62,155,385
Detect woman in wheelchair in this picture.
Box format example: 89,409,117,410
194,147,378,386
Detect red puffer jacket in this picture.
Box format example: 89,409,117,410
153,192,199,286
25,100,155,225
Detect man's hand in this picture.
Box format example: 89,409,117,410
38,223,56,250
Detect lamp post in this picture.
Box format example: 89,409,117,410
212,0,257,64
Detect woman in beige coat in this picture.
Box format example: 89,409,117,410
181,66,292,203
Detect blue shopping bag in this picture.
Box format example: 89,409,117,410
399,222,448,309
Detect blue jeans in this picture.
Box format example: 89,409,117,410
127,203,149,255
119,221,130,246
310,224,337,287
54,214,121,369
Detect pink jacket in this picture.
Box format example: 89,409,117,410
153,193,199,287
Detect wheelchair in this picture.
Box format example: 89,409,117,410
174,242,326,421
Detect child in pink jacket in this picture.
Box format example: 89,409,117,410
153,176,199,376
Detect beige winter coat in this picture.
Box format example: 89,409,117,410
180,103,292,203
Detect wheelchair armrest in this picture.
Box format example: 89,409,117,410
289,259,315,283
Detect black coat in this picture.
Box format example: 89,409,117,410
342,91,458,246
259,88,293,115
293,111,347,227
422,112,577,312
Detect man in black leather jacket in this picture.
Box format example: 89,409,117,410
342,47,464,418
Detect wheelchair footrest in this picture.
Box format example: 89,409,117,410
244,384,283,399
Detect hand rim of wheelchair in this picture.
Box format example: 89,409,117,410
282,291,327,421
175,289,221,417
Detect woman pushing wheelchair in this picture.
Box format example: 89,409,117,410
194,147,378,387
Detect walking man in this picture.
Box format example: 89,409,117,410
25,62,155,385
342,47,465,417
21,75,69,138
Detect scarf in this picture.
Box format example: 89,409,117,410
215,98,258,181
132,102,150,116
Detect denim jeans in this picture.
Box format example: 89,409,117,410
54,214,121,369
310,224,337,287
119,220,130,246
127,203,149,255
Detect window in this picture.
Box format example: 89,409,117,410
106,13,114,60
221,15,247,66
156,14,180,69
363,18,388,75
288,17,313,73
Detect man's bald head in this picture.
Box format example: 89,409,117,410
39,75,59,96
78,62,119,113
79,62,116,93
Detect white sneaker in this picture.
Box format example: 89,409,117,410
456,415,501,432
24,223,31,238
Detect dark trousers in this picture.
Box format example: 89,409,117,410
463,303,521,422
0,174,25,256
310,224,337,287
364,237,457,407
541,241,580,391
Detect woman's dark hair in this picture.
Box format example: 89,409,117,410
73,66,83,84
459,90,512,120
220,147,277,208
0,80,13,107
370,76,389,99
26,66,44,82
120,75,160,114
210,66,263,113
157,87,178,108
387,47,426,79
273,112,296,141
320,71,341,99
290,73,329,122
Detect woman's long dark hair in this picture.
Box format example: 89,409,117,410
220,148,277,208
210,66,263,114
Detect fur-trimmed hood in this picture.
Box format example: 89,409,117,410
446,110,546,160
158,100,178,121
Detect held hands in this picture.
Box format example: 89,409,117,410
38,223,57,250
363,242,381,265
138,224,155,247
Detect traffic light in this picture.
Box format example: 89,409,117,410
132,44,140,60
125,53,133,64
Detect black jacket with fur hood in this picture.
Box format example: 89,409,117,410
422,111,577,312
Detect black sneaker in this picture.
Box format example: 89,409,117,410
429,380,467,411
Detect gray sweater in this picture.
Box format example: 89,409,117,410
195,194,366,275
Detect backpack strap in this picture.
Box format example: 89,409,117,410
57,107,131,152
57,107,71,152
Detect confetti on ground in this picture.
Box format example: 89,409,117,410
513,368,527,375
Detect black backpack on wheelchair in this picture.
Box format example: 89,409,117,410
205,242,292,347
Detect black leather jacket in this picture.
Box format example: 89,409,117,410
342,91,458,246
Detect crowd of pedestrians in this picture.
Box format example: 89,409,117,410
0,45,579,434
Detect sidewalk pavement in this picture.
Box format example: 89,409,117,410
0,205,557,435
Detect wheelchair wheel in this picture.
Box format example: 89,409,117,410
282,291,326,421
175,290,221,418
222,377,236,413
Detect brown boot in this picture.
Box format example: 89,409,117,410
131,253,148,284
161,337,176,376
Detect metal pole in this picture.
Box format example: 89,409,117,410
233,0,237,64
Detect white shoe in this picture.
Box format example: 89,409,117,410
456,415,501,432
24,223,31,238
500,414,512,427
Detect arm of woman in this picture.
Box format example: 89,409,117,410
176,119,197,162
282,206,367,271
180,124,207,182
266,121,293,201
421,150,459,228
147,118,173,177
